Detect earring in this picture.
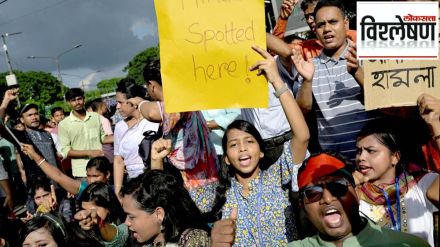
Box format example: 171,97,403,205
160,225,165,232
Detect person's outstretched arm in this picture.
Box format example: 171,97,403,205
250,45,310,164
113,155,125,199
292,47,314,114
127,97,162,122
272,0,298,39
0,88,18,123
418,93,440,150
21,144,81,194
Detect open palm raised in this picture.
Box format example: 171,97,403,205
291,48,315,82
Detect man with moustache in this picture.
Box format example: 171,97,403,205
291,0,376,160
58,88,113,178
272,0,357,58
268,0,364,159
0,89,59,186
210,152,429,246
286,152,429,246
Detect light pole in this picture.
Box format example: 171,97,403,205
1,31,22,106
27,43,82,83
1,32,21,75
62,70,100,90
79,70,100,90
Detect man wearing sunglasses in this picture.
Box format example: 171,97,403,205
287,152,428,247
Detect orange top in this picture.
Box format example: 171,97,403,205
272,17,357,59
289,30,357,58
272,17,288,39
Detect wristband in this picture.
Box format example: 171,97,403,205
138,100,148,112
273,83,289,98
37,158,46,166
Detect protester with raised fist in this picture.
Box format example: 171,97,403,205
127,58,219,214
0,88,60,189
418,93,440,150
75,170,210,246
75,182,125,247
208,44,309,246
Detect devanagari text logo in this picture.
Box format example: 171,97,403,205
357,2,438,60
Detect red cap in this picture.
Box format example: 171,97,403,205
298,153,347,189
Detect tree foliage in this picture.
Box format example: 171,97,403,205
0,70,67,117
123,45,159,85
80,77,122,104
96,77,122,94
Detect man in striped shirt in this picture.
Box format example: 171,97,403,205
294,0,375,160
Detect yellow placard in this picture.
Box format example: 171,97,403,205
154,0,267,113
363,58,440,110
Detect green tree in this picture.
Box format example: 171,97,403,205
96,77,122,94
0,70,67,116
85,89,102,101
123,45,159,84
49,100,70,115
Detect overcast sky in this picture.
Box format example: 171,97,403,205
0,0,158,89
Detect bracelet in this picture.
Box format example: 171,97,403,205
37,158,46,166
273,83,289,98
138,100,148,113
433,134,440,141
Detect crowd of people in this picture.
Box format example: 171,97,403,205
0,0,438,246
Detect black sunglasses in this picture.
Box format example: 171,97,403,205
301,179,351,203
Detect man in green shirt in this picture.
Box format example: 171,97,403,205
287,151,429,247
58,88,113,178
210,151,429,247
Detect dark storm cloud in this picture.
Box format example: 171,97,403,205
0,0,158,87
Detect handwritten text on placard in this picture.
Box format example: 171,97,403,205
363,58,440,110
155,0,267,113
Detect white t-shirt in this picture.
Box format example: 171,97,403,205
359,173,439,246
114,119,159,178
240,82,291,140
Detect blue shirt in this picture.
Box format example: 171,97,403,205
296,42,376,160
221,141,303,246
201,109,240,155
